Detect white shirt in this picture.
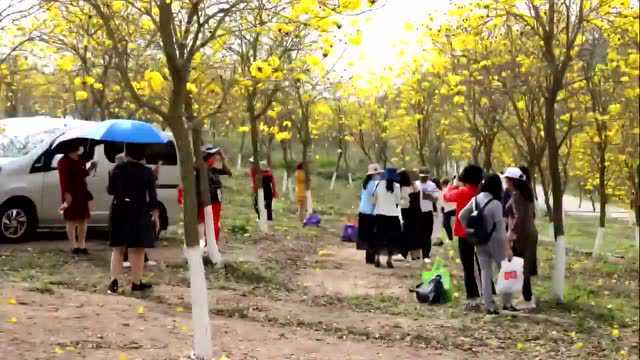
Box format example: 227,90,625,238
373,180,401,217
439,192,456,213
418,180,440,213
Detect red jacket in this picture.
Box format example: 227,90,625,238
249,167,277,198
443,184,479,238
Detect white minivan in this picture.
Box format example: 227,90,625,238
0,117,180,242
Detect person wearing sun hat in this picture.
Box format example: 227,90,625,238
503,166,538,310
371,167,402,268
357,163,384,264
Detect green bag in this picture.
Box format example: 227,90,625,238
421,259,451,301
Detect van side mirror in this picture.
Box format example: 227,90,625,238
50,154,64,169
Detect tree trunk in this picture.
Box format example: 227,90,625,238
237,131,246,170
248,97,268,233
544,83,565,303
301,116,312,215
598,148,607,228
330,149,343,190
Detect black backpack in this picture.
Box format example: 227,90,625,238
464,197,496,246
412,275,446,305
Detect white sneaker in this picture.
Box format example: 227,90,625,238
392,255,406,261
423,257,432,264
146,260,158,266
519,296,537,310
123,261,131,268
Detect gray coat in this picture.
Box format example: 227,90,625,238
459,192,507,257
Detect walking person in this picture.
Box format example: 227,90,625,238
439,178,457,243
357,163,383,265
399,169,421,260
372,168,402,268
57,142,96,255
295,163,306,223
107,144,160,293
250,160,278,222
418,169,440,264
503,166,539,310
443,164,484,308
459,174,515,315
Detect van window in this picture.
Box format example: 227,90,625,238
104,143,125,164
146,141,177,165
103,141,177,165
31,139,96,173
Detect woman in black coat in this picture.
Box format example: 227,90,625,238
107,143,159,294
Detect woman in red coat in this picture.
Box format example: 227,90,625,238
443,164,484,307
58,143,96,255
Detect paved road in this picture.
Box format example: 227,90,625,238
535,186,633,221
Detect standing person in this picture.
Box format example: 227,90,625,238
504,166,539,310
107,144,159,293
250,160,278,222
372,168,402,268
295,163,306,223
443,164,484,307
431,178,444,247
57,142,96,255
357,163,383,265
418,169,440,264
399,169,421,260
199,145,232,244
439,178,457,243
460,174,515,314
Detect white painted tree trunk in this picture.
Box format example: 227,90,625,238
184,246,212,360
305,190,313,216
347,173,353,187
281,171,288,194
203,205,222,266
548,222,554,242
236,153,242,170
288,177,295,202
592,227,605,258
552,236,566,303
257,188,269,233
329,172,337,190
635,225,639,249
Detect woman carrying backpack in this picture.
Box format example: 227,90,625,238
459,174,515,314
503,167,538,310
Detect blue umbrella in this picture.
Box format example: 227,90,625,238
53,119,169,148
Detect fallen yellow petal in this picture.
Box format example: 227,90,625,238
611,328,620,338
54,346,64,354
136,306,145,315
574,342,584,350
65,346,76,351
180,325,189,332
119,353,128,360
176,306,184,313
8,298,17,305
516,342,525,350
7,317,17,324
219,355,230,360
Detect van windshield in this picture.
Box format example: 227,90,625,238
0,128,59,158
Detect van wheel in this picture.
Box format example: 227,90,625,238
0,203,35,242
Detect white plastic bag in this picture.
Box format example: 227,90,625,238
496,257,524,295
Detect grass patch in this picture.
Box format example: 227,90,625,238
221,260,289,290
536,215,636,255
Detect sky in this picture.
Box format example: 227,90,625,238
335,0,452,77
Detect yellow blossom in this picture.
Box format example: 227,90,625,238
250,61,272,80
144,71,166,93
75,90,89,101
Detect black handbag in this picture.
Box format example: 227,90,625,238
411,275,446,304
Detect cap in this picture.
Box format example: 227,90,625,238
504,167,526,181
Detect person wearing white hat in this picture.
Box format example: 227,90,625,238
503,166,538,310
357,163,384,264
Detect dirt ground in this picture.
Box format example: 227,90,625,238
0,224,638,360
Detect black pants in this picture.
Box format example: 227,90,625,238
254,194,273,221
365,250,375,264
523,276,532,301
458,237,481,299
419,211,434,259
442,210,455,241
